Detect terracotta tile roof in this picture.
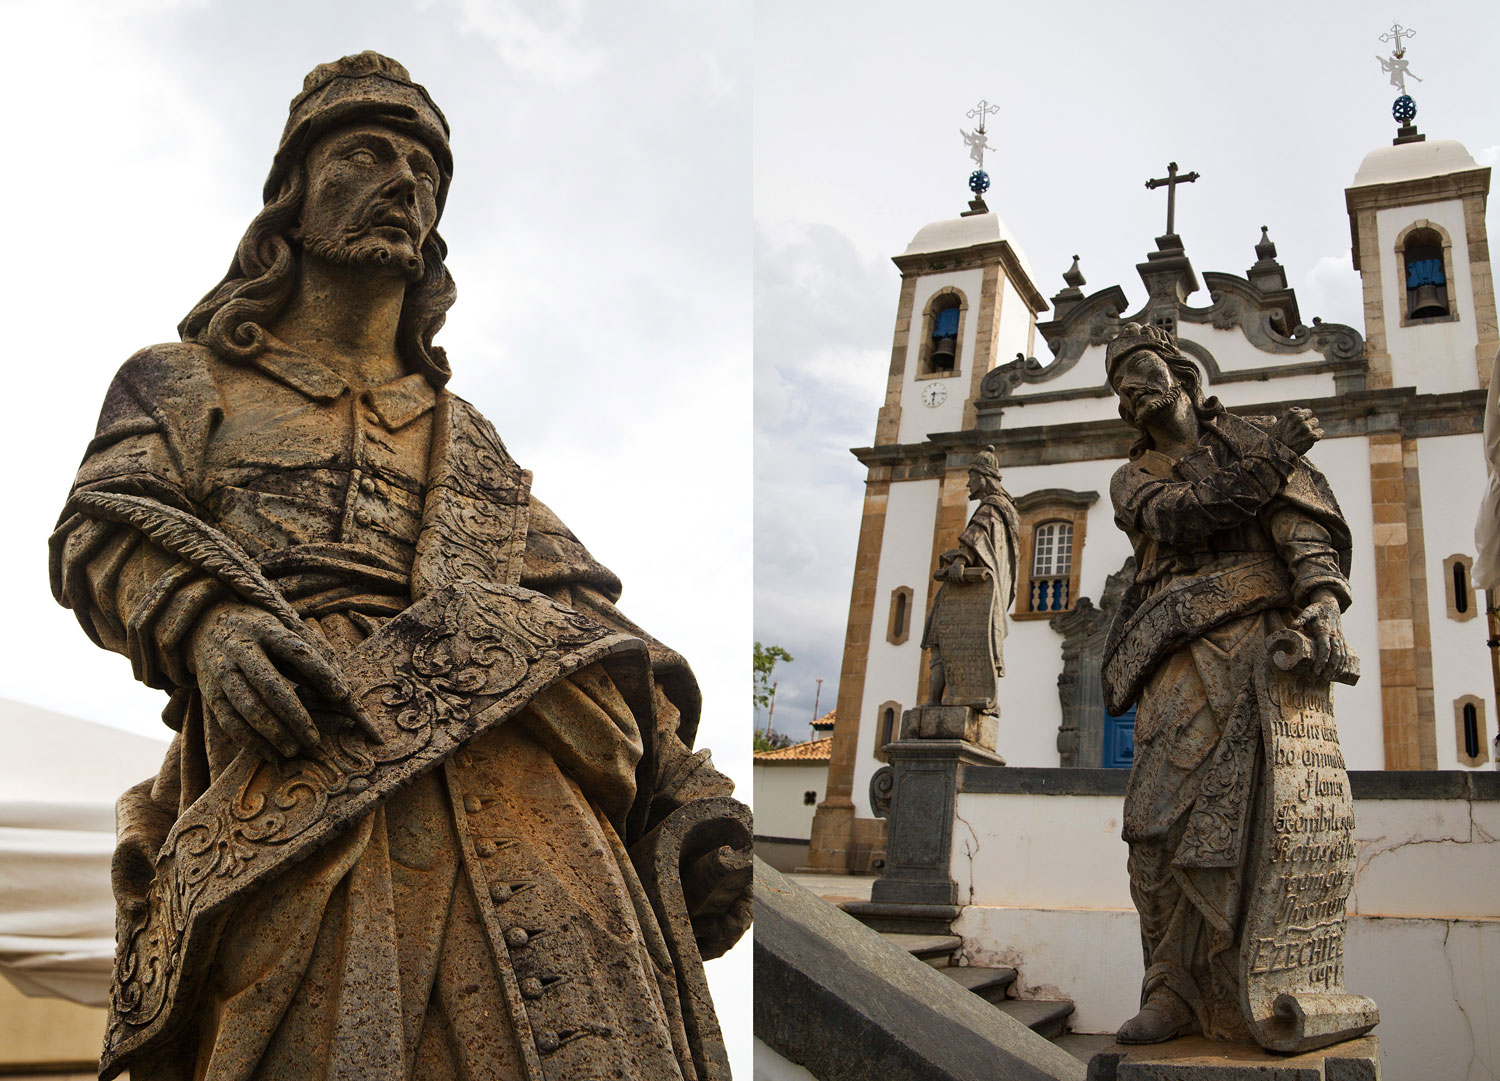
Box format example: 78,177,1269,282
810,708,836,732
754,737,832,763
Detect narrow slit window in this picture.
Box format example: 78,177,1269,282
1454,561,1469,615
1463,703,1480,760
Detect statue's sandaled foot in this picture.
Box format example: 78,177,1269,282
1116,988,1195,1044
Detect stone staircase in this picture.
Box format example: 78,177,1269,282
844,902,1113,1063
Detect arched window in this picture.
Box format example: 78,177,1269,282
918,289,966,376
887,585,915,644
1395,220,1457,325
1454,695,1489,768
1029,520,1074,612
1444,554,1477,622
873,700,902,762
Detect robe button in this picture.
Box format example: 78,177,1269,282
354,510,371,526
490,882,512,903
520,977,544,999
475,839,496,857
463,795,482,813
535,1029,560,1054
360,477,376,495
505,926,529,948
364,409,380,424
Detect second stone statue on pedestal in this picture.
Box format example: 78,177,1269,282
906,447,1021,750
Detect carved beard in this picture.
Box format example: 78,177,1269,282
300,201,426,283
1134,384,1182,423
302,233,425,282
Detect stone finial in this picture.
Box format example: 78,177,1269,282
1247,225,1289,292
1063,254,1086,290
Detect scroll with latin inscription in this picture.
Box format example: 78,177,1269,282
929,567,998,709
1239,629,1378,1053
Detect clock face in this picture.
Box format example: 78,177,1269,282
921,382,948,408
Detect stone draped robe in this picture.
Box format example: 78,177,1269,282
51,338,742,1080
1101,411,1351,1038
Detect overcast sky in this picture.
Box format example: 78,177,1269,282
0,0,750,1068
753,0,1500,744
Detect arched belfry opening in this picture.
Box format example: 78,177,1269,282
1402,225,1450,319
919,290,965,375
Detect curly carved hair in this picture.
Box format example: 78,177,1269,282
177,168,456,386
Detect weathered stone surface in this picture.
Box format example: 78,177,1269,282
755,859,1086,1081
51,51,747,1081
921,446,1020,714
901,704,998,748
1100,323,1376,1053
1086,1035,1380,1081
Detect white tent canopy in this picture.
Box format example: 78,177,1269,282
0,697,168,1005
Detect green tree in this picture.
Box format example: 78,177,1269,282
752,729,795,753
752,641,794,712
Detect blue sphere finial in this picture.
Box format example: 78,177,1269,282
969,170,991,196
1392,95,1417,123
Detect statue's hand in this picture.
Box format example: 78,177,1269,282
1290,590,1347,683
189,601,359,760
943,556,970,583
1269,406,1323,456
683,843,753,960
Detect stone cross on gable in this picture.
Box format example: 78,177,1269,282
1144,161,1200,237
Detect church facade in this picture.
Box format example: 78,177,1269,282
810,134,1496,873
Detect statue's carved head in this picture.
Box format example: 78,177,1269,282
968,444,1006,498
179,52,456,386
1104,322,1221,455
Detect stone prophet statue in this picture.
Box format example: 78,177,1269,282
921,446,1020,713
51,53,750,1081
1100,323,1376,1053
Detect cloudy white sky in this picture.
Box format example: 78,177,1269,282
753,0,1500,743
0,0,750,1069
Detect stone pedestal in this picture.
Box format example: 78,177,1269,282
898,704,998,749
1087,1035,1381,1081
868,719,1004,907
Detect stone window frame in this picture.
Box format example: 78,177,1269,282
1395,218,1460,327
915,286,969,380
872,700,901,763
1011,489,1098,621
886,585,915,644
1454,694,1489,768
1443,553,1477,622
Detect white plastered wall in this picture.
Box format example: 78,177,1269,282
994,275,1034,381
1416,432,1494,768
1375,199,1481,394
851,476,939,816
750,761,828,840
897,268,983,444
950,791,1500,1079
1303,434,1385,770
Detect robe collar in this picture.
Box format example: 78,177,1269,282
251,334,438,430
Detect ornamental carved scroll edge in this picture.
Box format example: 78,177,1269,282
101,580,646,1075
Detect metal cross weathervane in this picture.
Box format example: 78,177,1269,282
1144,161,1200,237
1376,21,1422,95
961,99,1000,170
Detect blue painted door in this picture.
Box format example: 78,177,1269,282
1103,705,1136,769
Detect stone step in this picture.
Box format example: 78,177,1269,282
938,964,1018,1004
1053,1032,1117,1063
841,900,961,935
993,997,1075,1041
882,932,963,968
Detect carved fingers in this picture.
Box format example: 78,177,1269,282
1270,407,1323,456
1291,595,1347,683
191,602,368,759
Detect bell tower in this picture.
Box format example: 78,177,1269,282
808,109,1047,872
1345,27,1498,393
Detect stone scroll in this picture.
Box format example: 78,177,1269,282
927,567,999,710
1239,629,1378,1053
